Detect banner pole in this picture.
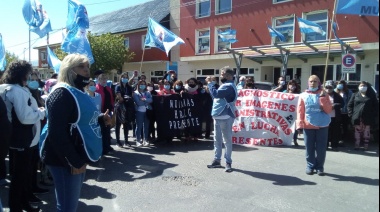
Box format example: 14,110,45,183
29,27,31,63
323,0,338,84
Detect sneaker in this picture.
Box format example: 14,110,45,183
143,141,150,146
33,187,49,195
124,141,132,147
317,170,325,176
225,163,233,173
0,179,10,186
306,169,314,175
136,142,143,147
207,160,222,168
116,141,123,148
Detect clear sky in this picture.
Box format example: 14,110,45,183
0,0,152,63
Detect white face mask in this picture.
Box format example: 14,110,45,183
359,86,368,93
147,86,153,92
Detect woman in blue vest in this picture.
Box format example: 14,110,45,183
296,75,332,176
40,54,111,212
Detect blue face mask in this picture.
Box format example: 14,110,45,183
240,81,245,86
89,85,96,92
27,81,39,90
175,85,182,90
122,78,128,84
337,84,344,90
309,87,319,92
139,85,146,90
164,85,171,90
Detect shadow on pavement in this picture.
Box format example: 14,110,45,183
77,201,103,212
325,173,379,186
233,169,317,186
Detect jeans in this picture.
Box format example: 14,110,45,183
213,117,234,164
304,127,329,172
48,165,85,212
135,111,149,142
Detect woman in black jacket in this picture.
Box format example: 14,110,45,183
40,54,111,212
347,81,379,151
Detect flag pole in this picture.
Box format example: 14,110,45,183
139,47,146,73
323,0,338,84
29,27,31,63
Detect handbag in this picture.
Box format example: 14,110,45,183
114,101,126,124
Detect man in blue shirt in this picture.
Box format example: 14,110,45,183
206,67,238,173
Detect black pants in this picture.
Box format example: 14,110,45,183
115,121,129,142
204,115,213,138
0,150,7,180
340,114,351,141
101,126,112,153
147,109,156,139
9,148,34,211
329,117,341,148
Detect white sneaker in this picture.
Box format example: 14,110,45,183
143,141,150,146
136,142,143,147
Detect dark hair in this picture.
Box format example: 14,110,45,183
173,80,184,87
51,73,58,79
187,78,198,84
245,82,254,89
287,80,300,93
0,60,32,86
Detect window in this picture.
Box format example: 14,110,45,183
124,37,130,48
216,0,232,15
40,51,46,61
216,26,232,52
141,35,151,50
196,29,210,54
304,11,328,41
336,64,362,81
311,65,334,82
196,0,210,18
273,0,293,4
273,16,295,43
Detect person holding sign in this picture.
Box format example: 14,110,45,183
206,67,238,173
297,75,332,176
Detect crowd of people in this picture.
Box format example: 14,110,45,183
0,54,378,211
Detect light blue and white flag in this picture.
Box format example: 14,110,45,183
337,0,379,16
267,25,286,42
297,17,326,36
61,26,94,64
332,22,346,46
47,46,61,73
219,29,238,43
145,18,185,56
66,0,89,30
22,0,52,38
0,34,6,71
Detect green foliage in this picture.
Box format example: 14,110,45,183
5,51,19,68
88,32,135,76
54,47,68,61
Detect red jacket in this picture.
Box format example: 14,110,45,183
95,84,114,112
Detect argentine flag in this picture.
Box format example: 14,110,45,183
297,17,326,36
0,34,6,71
47,46,61,73
267,25,286,42
219,29,238,43
145,18,185,56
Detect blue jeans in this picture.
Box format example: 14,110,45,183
48,165,85,212
303,127,329,172
213,117,235,164
135,111,149,142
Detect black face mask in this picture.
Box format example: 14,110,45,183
221,78,228,84
74,73,90,88
189,84,196,88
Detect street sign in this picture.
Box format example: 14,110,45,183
342,53,356,73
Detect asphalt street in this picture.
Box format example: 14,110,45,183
1,131,379,212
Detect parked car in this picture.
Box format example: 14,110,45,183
254,82,276,91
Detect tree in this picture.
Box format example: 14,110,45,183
88,32,135,76
54,32,134,77
5,51,19,68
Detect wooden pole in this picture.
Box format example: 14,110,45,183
323,0,338,84
139,47,146,73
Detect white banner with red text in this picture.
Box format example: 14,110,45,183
232,90,299,146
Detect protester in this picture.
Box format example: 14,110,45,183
297,75,332,176
95,70,115,155
158,80,175,95
272,76,287,92
147,82,158,141
0,60,46,212
133,80,153,147
163,70,177,86
335,80,353,144
40,54,111,212
114,73,135,147
324,80,344,151
43,73,58,94
27,71,50,198
347,81,379,151
184,78,199,95
244,82,256,89
86,80,102,112
236,76,246,89
206,67,238,173
284,80,301,146
173,80,185,94
293,74,301,86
